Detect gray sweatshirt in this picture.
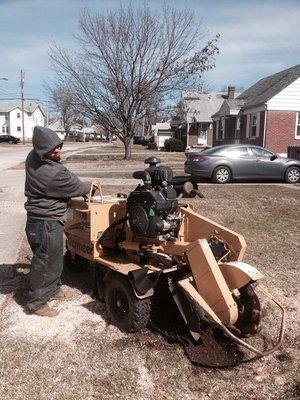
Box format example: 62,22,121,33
24,126,91,220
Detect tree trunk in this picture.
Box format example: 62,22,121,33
124,137,132,159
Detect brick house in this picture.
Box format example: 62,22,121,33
212,64,300,154
175,91,230,148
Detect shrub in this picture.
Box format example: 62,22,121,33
164,138,185,152
148,142,158,150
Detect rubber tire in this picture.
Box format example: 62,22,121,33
8,140,13,144
212,166,231,184
64,250,89,273
284,166,300,184
95,264,107,302
105,274,151,332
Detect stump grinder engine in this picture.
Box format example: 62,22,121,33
64,157,285,358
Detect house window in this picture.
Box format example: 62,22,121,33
296,112,300,138
2,126,5,133
5,113,8,120
247,112,260,138
218,118,225,140
17,112,21,118
250,114,257,137
17,126,21,131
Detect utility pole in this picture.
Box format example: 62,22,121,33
46,100,49,126
20,70,25,144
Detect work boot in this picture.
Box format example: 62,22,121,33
51,286,75,301
34,304,59,317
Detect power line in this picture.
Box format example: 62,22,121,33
0,97,21,101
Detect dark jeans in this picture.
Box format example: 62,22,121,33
25,217,64,312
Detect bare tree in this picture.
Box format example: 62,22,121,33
49,4,219,159
49,84,81,139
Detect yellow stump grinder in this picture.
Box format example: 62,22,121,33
64,157,285,359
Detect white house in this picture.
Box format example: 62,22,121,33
0,101,45,140
151,121,173,148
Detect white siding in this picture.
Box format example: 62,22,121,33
9,106,45,139
267,77,300,111
9,108,23,137
0,113,9,133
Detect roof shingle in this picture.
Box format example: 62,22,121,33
237,64,300,108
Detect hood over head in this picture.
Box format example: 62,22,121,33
32,126,63,157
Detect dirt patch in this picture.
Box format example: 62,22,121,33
0,166,299,398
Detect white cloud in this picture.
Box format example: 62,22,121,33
0,0,299,97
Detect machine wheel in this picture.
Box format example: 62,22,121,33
105,274,151,332
212,166,231,184
284,166,300,183
233,283,261,337
64,250,89,273
95,264,107,302
8,140,13,144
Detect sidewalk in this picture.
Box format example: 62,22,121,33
0,142,97,309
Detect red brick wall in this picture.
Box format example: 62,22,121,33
212,121,217,146
188,123,198,146
266,111,299,153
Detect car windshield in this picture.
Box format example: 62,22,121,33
250,147,274,157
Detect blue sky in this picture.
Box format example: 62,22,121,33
0,0,299,106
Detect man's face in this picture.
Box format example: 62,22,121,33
45,144,62,161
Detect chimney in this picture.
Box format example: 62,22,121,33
227,85,235,100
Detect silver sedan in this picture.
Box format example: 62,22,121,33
184,145,300,184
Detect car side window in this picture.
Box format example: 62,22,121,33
250,147,273,158
225,147,250,157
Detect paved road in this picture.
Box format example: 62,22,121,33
0,143,97,265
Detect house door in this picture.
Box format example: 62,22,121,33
197,123,208,145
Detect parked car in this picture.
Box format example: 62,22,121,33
75,133,90,142
0,135,21,144
184,144,300,184
133,136,149,146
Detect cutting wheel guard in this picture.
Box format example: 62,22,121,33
180,281,286,358
220,285,286,357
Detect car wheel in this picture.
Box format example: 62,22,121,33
8,140,13,144
284,166,300,183
105,274,151,332
212,166,231,184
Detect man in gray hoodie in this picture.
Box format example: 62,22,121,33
24,126,91,317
